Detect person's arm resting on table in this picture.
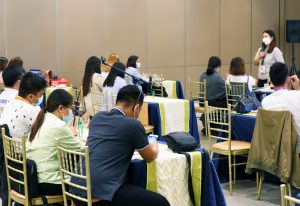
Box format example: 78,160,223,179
139,142,158,163
133,122,158,162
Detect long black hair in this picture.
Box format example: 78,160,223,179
29,89,73,142
126,55,139,68
103,62,126,87
206,56,221,75
82,56,101,97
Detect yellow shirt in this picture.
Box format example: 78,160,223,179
26,112,84,184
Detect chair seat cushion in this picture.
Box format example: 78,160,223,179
212,140,251,151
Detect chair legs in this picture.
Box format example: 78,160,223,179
228,154,233,195
257,173,263,200
233,155,236,184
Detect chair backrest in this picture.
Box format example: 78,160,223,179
205,101,232,149
225,83,246,107
189,78,206,107
1,128,30,205
71,86,86,116
280,184,300,206
57,145,92,206
90,89,107,114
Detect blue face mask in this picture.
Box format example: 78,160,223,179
63,109,74,123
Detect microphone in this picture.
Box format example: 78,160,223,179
100,56,107,64
100,56,148,85
261,42,266,52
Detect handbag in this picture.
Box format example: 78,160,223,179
235,96,256,114
165,132,199,152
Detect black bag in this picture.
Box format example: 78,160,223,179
10,158,48,205
166,132,199,152
235,96,257,114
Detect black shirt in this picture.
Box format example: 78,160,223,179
71,108,149,201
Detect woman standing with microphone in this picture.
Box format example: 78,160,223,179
254,29,285,87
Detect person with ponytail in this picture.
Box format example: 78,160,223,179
200,56,226,107
26,89,84,196
199,56,226,134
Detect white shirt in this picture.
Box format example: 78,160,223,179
102,77,127,111
262,90,300,152
103,77,127,95
226,75,257,92
0,88,18,108
84,73,105,117
255,47,285,80
0,96,40,138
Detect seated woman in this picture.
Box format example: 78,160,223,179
226,57,260,106
226,57,257,92
200,56,227,108
26,89,84,196
82,56,105,117
200,56,226,134
103,62,127,95
125,55,147,85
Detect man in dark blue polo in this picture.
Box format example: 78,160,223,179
71,85,170,206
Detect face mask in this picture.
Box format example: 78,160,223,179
215,67,220,73
63,109,74,123
262,37,272,45
136,63,141,69
33,95,44,106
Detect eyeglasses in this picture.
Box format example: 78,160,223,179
62,105,75,113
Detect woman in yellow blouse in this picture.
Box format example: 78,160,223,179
26,89,84,196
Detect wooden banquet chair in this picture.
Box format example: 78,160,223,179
2,128,63,205
57,144,96,206
225,83,246,108
205,101,251,195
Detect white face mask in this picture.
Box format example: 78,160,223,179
262,37,272,45
215,67,220,73
136,62,141,69
33,95,44,107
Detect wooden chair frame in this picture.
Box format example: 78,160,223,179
281,184,299,206
57,144,93,206
205,101,250,195
225,83,246,108
2,128,63,205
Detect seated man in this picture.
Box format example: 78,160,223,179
71,85,170,206
0,72,47,138
262,62,300,152
0,66,25,108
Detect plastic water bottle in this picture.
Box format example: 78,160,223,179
78,118,83,138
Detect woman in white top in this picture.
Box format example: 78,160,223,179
125,55,146,85
103,62,127,110
103,62,127,94
254,29,285,87
82,56,105,117
226,57,256,92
